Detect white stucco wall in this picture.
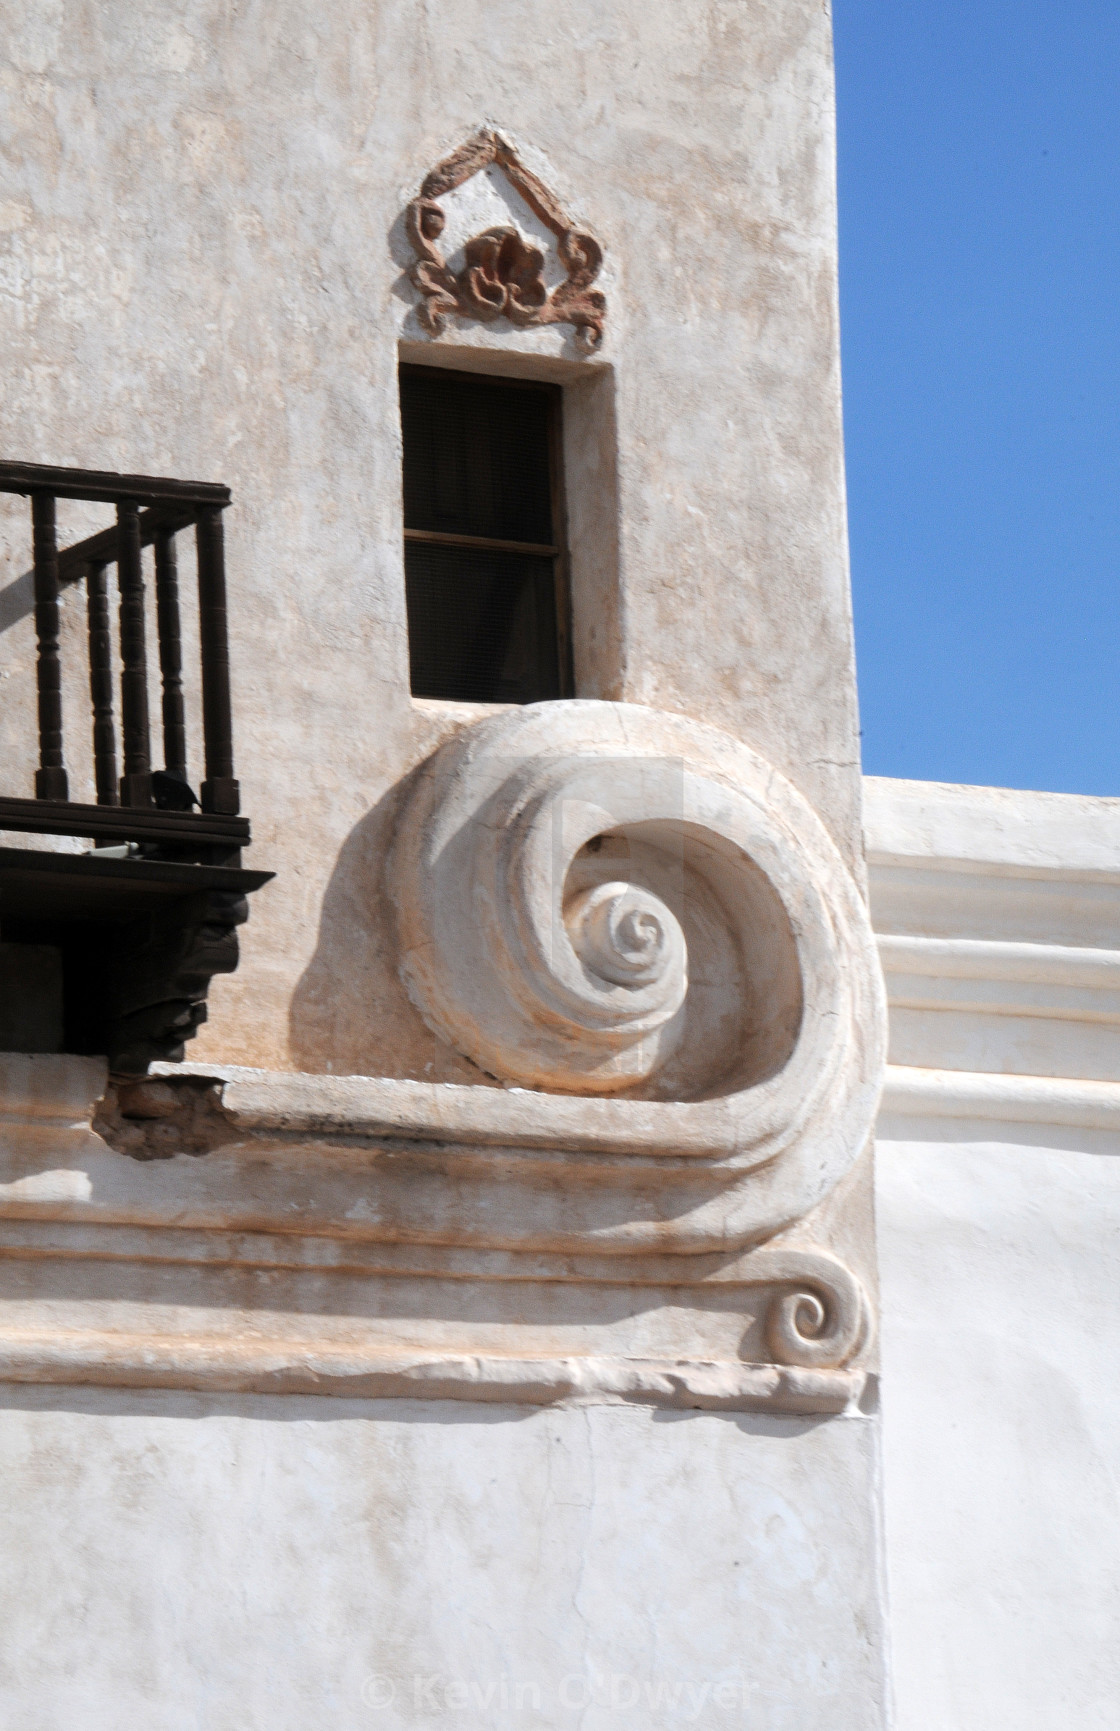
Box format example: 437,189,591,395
3,778,1117,1731
868,778,1120,1731
877,1135,1120,1731
0,1392,887,1731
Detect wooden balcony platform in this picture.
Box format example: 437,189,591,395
0,846,271,925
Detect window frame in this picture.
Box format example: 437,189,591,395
399,362,573,702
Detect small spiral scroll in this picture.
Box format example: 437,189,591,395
565,879,686,989
767,1290,856,1370
749,1250,870,1370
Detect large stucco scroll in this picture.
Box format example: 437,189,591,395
389,700,887,1247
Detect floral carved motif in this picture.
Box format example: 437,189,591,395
406,130,606,350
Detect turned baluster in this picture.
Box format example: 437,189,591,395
85,559,119,805
31,492,69,800
116,499,152,807
154,528,188,779
195,506,238,814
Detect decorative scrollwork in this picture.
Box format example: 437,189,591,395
565,880,686,993
406,130,606,350
389,701,887,1245
748,1249,871,1370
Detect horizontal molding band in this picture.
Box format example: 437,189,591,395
151,1062,842,1167
0,1332,862,1413
868,850,1120,888
878,935,1120,987
878,935,1120,1025
880,1065,1120,1131
0,1218,857,1294
869,863,1120,953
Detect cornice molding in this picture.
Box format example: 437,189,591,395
880,1064,1120,1132
0,1331,863,1414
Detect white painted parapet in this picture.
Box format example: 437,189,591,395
868,777,1120,1731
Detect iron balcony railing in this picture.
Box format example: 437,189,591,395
0,459,249,858
0,459,271,1071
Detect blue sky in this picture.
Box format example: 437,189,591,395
834,1,1120,793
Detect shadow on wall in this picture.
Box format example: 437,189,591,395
287,768,493,1085
0,568,33,632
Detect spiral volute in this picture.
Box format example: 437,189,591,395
389,701,887,1179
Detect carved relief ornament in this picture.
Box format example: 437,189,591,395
390,701,888,1249
406,130,606,350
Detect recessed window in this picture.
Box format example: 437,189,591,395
400,365,570,703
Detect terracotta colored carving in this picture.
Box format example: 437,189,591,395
406,130,606,350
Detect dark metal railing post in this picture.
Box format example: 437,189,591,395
31,492,69,800
85,559,119,806
154,528,188,778
195,505,239,814
116,499,152,807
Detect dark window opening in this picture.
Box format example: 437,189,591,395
400,365,570,703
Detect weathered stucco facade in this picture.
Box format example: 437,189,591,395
0,4,1116,1729
0,0,862,1079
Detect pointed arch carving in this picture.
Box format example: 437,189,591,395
405,130,607,350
